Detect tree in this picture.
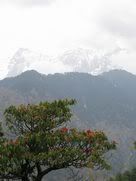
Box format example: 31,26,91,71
0,99,116,181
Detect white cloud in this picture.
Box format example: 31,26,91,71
0,0,55,7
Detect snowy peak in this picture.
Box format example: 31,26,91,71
61,47,122,74
7,48,32,77
59,48,119,75
6,48,120,78
7,48,50,77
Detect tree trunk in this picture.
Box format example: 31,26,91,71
33,167,55,181
22,175,30,181
33,174,44,181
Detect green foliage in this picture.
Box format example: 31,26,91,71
0,99,116,181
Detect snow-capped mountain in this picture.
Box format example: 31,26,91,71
59,48,119,75
7,48,72,77
7,48,51,77
6,48,120,78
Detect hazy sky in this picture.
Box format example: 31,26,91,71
0,0,136,77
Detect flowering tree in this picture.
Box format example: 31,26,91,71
0,99,116,181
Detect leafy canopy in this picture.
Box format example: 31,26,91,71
0,99,116,181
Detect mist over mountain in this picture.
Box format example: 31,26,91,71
6,48,121,78
0,69,136,177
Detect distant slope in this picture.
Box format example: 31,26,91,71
102,69,136,103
